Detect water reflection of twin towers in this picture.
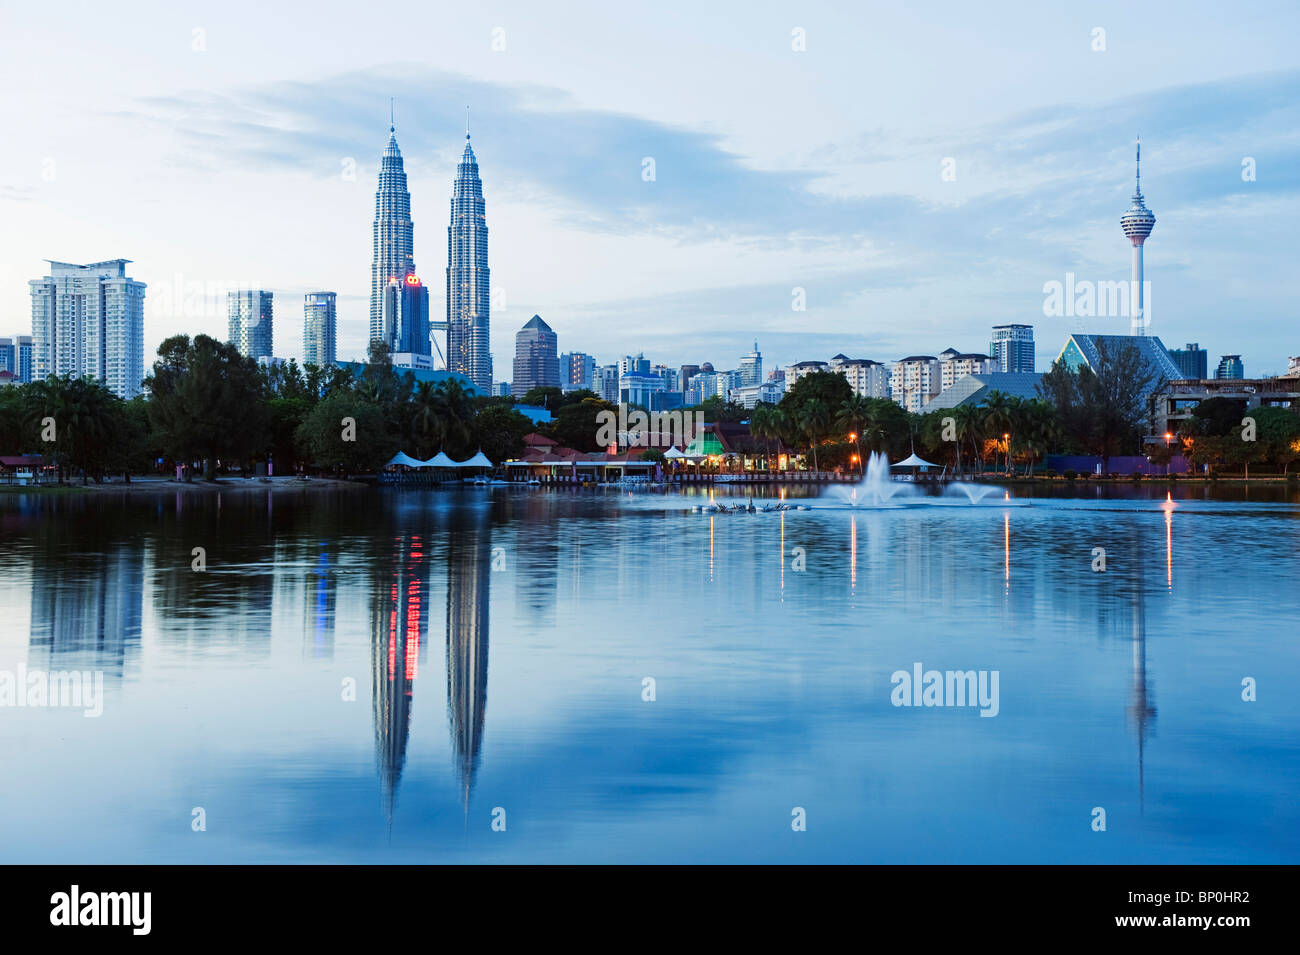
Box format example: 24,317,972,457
370,515,491,818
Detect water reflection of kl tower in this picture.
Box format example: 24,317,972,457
1128,573,1156,813
371,534,430,822
446,507,491,814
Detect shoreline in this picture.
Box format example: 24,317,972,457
0,475,368,495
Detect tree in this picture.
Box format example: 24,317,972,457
836,394,872,473
23,376,129,483
144,334,269,479
295,393,395,474
551,397,617,452
521,386,564,408
952,403,985,474
797,398,831,471
472,403,534,464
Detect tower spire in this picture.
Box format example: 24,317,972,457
390,97,395,134
466,105,470,141
1135,134,1141,197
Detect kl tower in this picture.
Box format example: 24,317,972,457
1120,137,1156,335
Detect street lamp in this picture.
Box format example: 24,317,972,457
1003,433,1010,475
848,432,861,474
1164,431,1173,478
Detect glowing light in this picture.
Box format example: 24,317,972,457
1004,513,1010,590
405,274,421,286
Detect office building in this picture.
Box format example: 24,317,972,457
1168,342,1208,380
446,127,492,392
303,292,337,367
227,290,274,360
989,324,1035,373
1216,354,1244,379
512,315,559,399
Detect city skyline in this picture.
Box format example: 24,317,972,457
2,3,1297,380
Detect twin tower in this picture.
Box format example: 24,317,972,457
369,115,491,392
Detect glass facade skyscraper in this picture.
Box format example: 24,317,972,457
512,314,559,399
988,324,1035,373
1169,342,1208,379
446,132,491,393
227,290,274,360
371,122,416,351
29,260,146,398
303,292,337,367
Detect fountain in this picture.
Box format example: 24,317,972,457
944,482,999,504
824,451,918,507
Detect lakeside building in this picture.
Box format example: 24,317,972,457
989,324,1035,373
446,128,492,392
926,372,1045,411
512,315,559,399
303,292,337,367
937,348,997,392
1168,342,1208,380
891,356,941,412
1056,333,1182,399
29,260,146,399
1216,354,1244,379
228,289,274,360
1149,377,1300,440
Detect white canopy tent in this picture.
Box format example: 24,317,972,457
422,451,458,467
892,453,940,469
385,452,427,468
457,450,494,468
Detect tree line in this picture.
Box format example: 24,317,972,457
0,336,537,483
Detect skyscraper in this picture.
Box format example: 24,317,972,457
1169,342,1208,379
738,342,763,386
29,260,146,398
303,292,337,367
1215,354,1244,379
989,324,1035,373
227,290,274,359
381,274,430,359
1120,138,1156,336
560,351,596,391
512,315,559,400
371,115,416,351
446,126,491,392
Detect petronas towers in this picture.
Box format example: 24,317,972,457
446,132,492,392
369,113,492,392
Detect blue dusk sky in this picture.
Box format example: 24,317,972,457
1,1,1297,377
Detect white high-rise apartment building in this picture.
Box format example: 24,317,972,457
828,354,890,398
29,260,146,399
937,348,996,391
890,356,941,412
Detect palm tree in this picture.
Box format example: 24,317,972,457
981,391,1013,474
410,380,444,458
798,399,831,472
952,403,983,476
837,393,871,473
749,405,777,471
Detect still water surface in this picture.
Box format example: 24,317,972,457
1,483,1297,863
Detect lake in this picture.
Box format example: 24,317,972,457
1,481,1297,863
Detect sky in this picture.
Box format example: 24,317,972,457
1,0,1297,378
